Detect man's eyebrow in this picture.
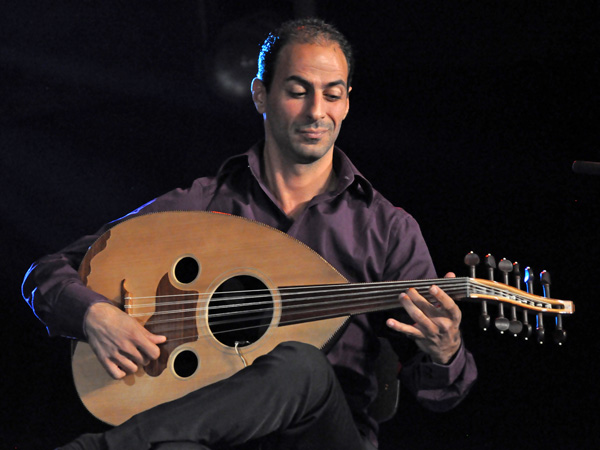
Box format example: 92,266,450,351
284,75,347,89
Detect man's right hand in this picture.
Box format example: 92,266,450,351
83,302,167,379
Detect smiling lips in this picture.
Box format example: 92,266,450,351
297,126,330,140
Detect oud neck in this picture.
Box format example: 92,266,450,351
279,277,470,325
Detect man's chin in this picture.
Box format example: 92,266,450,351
294,151,329,165
291,142,333,164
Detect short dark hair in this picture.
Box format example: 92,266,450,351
257,18,354,92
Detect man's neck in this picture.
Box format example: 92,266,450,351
262,146,337,220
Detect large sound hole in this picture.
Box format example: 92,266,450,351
208,276,273,347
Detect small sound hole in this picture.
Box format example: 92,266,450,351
173,349,199,378
174,256,200,284
209,276,273,347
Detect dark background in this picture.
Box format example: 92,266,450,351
2,1,598,449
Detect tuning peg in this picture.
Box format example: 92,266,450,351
494,317,510,334
553,322,567,345
553,325,567,345
512,262,521,288
498,258,513,278
507,262,524,336
535,322,546,344
525,267,550,344
484,254,496,278
465,252,490,330
466,252,492,331
540,270,567,345
521,314,533,340
524,266,534,291
520,266,534,340
494,258,512,333
464,251,480,278
540,270,551,292
536,270,550,344
478,310,491,331
483,253,500,331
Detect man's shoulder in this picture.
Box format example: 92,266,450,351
368,187,417,225
169,149,255,198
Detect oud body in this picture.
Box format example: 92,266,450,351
73,211,348,425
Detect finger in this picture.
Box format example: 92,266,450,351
386,318,425,340
101,358,128,380
118,331,163,366
119,343,150,367
137,329,167,362
403,288,440,317
429,285,462,322
111,352,140,375
444,272,456,278
88,335,135,379
146,330,167,344
398,292,439,336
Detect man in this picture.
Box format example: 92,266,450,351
22,18,476,450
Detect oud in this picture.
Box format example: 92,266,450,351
72,211,573,425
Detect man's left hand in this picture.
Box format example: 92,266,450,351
386,272,462,364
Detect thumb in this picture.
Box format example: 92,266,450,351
144,328,167,343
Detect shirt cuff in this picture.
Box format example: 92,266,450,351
52,281,112,340
415,342,468,389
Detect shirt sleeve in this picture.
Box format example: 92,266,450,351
21,180,215,339
21,230,112,339
382,209,478,411
399,342,477,412
381,210,437,282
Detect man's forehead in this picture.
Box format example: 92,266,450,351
274,42,349,84
284,75,347,90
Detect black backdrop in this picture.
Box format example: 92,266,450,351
2,1,598,449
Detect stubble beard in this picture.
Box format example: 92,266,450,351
288,123,339,165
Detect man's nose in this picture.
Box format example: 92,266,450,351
307,93,326,120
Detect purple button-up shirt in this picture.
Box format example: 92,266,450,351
23,143,476,444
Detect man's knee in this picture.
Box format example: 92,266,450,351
263,342,335,387
272,341,330,370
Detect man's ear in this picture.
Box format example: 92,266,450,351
251,78,266,114
344,86,352,119
344,87,352,119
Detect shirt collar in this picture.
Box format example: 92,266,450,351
217,142,374,205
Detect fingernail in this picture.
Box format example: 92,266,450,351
430,285,438,295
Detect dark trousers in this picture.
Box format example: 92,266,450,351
100,342,374,450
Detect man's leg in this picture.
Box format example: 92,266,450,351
75,342,366,450
152,443,211,450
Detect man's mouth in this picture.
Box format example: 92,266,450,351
299,129,326,139
297,125,330,140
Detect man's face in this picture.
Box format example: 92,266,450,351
257,42,351,165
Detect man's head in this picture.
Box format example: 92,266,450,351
251,18,353,166
257,18,354,93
